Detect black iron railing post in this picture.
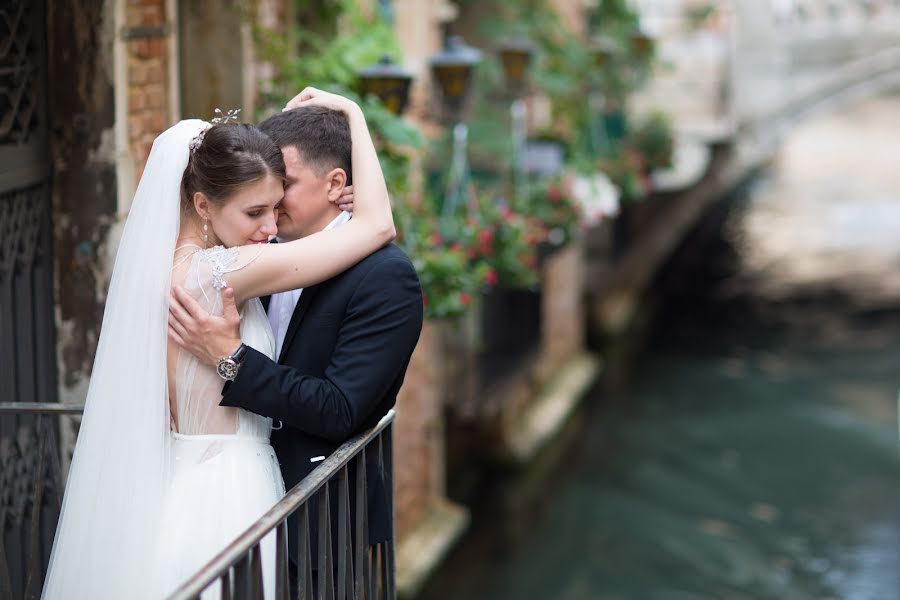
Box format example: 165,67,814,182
0,403,83,600
168,410,396,600
0,405,396,600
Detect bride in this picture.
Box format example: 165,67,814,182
41,88,393,599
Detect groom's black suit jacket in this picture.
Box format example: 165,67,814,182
220,242,422,563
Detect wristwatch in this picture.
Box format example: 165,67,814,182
216,343,248,381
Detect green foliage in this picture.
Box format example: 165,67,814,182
684,3,718,30
631,111,674,171
598,147,650,203
458,195,539,288
395,201,489,321
251,1,421,196
483,0,595,163
521,177,583,248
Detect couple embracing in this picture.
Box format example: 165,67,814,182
42,88,423,599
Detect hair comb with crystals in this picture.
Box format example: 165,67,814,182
189,108,242,153
211,107,241,125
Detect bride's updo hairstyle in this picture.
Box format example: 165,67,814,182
180,123,286,214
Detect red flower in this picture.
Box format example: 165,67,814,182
430,232,444,246
478,229,494,255
547,186,563,203
459,291,472,306
484,269,498,286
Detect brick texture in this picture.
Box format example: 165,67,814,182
393,320,446,540
538,241,585,378
125,0,171,181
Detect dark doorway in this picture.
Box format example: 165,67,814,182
0,1,63,598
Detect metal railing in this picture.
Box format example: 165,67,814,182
0,404,396,600
168,410,396,600
0,402,83,600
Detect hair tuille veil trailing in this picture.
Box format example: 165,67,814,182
42,120,209,600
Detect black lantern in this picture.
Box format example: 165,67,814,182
358,55,413,115
497,37,535,96
428,35,481,122
590,36,618,69
630,28,655,59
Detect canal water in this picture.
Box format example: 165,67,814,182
424,97,900,599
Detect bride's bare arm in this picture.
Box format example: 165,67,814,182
225,88,395,306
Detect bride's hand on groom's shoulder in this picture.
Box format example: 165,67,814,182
283,87,361,116
335,185,353,213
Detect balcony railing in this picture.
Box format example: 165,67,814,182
0,404,396,600
0,402,83,600
167,410,396,600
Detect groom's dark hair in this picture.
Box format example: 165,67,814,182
258,106,352,183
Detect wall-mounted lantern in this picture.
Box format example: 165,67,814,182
630,28,655,59
497,37,535,96
358,55,414,115
590,36,618,69
428,35,481,123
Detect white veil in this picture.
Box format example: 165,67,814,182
42,120,209,599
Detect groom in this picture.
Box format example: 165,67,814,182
169,104,423,582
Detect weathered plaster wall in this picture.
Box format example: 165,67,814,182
47,0,118,406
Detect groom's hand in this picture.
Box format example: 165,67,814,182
169,285,242,366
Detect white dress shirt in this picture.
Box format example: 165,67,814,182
267,211,351,359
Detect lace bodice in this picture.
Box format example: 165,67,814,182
171,245,276,437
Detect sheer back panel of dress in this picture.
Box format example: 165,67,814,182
171,246,276,438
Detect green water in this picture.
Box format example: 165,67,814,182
425,100,900,599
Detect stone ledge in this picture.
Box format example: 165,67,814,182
396,497,470,599
504,352,603,466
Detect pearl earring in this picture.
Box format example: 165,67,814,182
202,219,209,244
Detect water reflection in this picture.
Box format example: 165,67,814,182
425,97,900,599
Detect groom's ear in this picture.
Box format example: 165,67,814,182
192,192,211,219
325,168,348,202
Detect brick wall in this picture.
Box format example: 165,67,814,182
393,320,446,539
125,0,172,179
538,242,585,379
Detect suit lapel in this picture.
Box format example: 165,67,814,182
278,284,321,363
262,239,278,313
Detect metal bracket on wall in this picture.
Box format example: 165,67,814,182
120,24,171,40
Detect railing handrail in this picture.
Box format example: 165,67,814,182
0,402,85,415
167,409,396,600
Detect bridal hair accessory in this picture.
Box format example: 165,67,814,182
189,108,242,153
189,132,205,153
211,107,241,124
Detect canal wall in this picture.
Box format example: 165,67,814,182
398,10,900,598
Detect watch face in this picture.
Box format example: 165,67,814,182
216,359,238,381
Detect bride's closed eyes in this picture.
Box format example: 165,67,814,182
206,173,283,247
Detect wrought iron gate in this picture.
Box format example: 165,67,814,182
0,1,63,598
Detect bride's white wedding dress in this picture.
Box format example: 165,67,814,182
158,245,284,598
41,121,285,600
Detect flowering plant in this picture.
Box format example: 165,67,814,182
395,200,490,321
631,111,674,172
520,177,583,249
457,195,539,289
598,147,652,203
